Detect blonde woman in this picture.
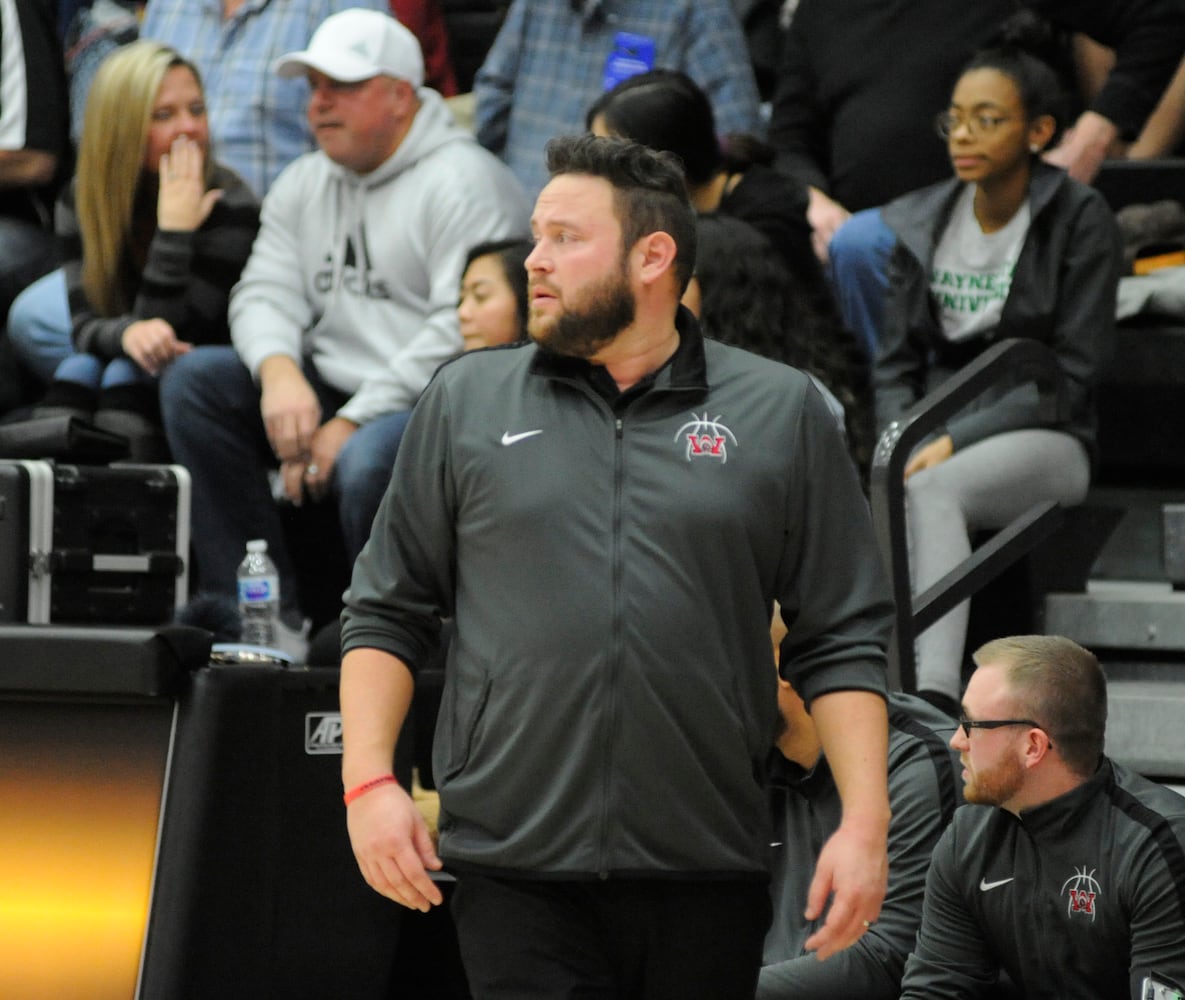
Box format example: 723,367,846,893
9,40,258,455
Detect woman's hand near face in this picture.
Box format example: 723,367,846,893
157,135,222,232
122,318,193,376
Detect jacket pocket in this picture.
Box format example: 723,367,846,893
434,667,492,785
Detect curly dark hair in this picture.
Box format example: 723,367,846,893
694,214,874,483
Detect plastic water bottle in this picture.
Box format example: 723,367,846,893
237,539,280,647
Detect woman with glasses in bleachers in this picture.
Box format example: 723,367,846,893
873,37,1123,716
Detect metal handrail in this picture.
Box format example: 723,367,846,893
869,338,1066,692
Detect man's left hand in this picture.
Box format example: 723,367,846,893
279,415,358,503
803,819,888,961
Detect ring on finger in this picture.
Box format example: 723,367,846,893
305,464,320,477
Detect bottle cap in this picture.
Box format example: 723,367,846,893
246,539,268,553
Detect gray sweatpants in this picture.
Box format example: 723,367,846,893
906,429,1090,699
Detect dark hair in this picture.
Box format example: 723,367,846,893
961,12,1071,145
586,70,721,186
545,133,697,292
694,214,873,478
586,69,775,185
973,635,1107,778
463,238,532,335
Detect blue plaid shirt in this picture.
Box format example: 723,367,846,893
474,0,763,198
142,0,387,197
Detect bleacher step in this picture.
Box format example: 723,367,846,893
1104,678,1185,781
1044,583,1185,651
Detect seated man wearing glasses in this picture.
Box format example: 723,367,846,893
900,635,1185,1000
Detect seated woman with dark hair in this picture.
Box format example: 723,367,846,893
457,238,531,351
586,69,835,321
690,213,873,480
874,42,1122,713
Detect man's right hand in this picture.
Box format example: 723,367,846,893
258,355,321,463
346,781,444,912
807,186,852,265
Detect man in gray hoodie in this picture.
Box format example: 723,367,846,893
160,9,528,625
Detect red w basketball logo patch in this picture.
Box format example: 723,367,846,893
675,412,738,463
1061,866,1102,922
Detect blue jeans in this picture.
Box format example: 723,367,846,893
827,208,896,360
159,346,410,608
7,267,72,383
55,352,152,390
0,218,60,317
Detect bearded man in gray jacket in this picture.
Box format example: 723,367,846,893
340,134,894,998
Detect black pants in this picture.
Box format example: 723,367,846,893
450,874,771,1000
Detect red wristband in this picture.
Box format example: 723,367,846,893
343,774,398,805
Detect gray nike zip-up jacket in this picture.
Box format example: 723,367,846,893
901,758,1185,999
342,311,893,879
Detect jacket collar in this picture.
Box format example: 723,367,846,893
884,162,1070,265
1014,756,1112,836
528,304,709,394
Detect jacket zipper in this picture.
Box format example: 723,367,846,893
598,414,626,878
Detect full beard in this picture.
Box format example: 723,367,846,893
529,269,635,360
962,752,1025,807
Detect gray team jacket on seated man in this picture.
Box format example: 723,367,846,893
759,693,961,1000
342,309,894,879
900,758,1185,999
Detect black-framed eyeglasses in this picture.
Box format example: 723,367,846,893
934,111,1018,140
958,716,1054,748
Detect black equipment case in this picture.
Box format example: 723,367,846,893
0,460,190,625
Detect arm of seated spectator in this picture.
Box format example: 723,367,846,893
1048,3,1185,178
473,0,526,155
1044,110,1119,182
806,186,852,264
1126,53,1185,157
0,148,57,188
767,6,830,193
680,0,763,137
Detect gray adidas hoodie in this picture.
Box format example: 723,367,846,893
230,89,529,425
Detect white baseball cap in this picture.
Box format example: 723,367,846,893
273,8,425,87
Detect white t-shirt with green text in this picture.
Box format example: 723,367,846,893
930,185,1031,342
